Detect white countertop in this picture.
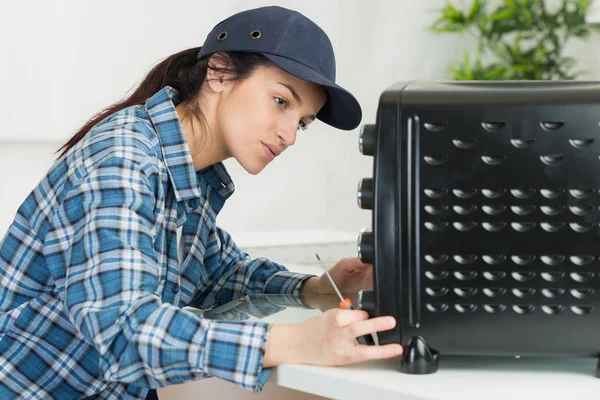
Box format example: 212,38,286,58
262,306,599,400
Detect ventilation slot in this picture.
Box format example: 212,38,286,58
425,254,450,265
542,305,564,315
455,304,477,313
453,189,478,199
424,122,447,132
569,206,593,216
540,155,564,165
511,138,535,149
453,139,478,149
513,305,535,314
541,206,565,216
482,255,507,265
571,272,595,283
424,189,449,199
541,288,565,298
571,289,595,299
453,255,478,265
454,271,478,281
541,222,566,233
481,189,507,199
512,288,535,298
541,255,566,266
540,189,565,199
425,222,449,232
540,121,564,131
570,255,595,266
481,122,505,132
453,222,478,232
454,288,478,297
425,271,450,281
570,223,595,233
483,288,506,297
483,304,506,313
512,222,537,232
511,255,536,265
424,156,449,166
511,189,536,199
425,205,449,215
541,272,564,282
570,138,594,148
571,306,594,315
482,205,507,215
570,189,593,199
453,205,477,215
483,271,507,281
482,222,507,232
426,303,449,312
482,155,506,166
512,272,536,282
511,205,536,216
426,287,449,297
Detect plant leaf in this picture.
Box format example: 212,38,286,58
429,0,600,81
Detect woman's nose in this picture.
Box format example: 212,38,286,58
277,125,297,148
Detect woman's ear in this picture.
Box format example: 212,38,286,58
206,52,232,93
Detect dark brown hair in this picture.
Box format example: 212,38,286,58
56,47,273,159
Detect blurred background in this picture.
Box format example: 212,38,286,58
1,0,600,249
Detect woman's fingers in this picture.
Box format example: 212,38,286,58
348,315,396,338
343,257,372,272
330,308,369,327
351,343,403,363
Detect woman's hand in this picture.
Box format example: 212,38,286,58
301,257,373,298
264,309,402,368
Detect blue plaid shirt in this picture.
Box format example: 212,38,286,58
0,86,315,399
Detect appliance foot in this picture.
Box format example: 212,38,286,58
400,336,439,374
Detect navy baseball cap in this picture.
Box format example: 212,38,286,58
197,6,362,131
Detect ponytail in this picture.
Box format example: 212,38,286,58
56,47,273,159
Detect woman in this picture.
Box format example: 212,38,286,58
0,6,402,399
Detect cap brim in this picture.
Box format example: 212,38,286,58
263,53,362,131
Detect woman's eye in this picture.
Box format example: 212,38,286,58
298,120,308,132
274,97,288,108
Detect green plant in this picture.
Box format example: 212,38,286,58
429,0,600,80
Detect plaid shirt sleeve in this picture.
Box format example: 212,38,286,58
206,227,317,307
44,155,273,392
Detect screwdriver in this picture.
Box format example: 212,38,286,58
314,253,374,345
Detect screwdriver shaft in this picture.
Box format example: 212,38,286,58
315,253,345,303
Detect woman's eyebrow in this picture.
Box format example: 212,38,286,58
277,82,303,105
277,82,316,121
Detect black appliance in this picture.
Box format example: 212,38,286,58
355,79,600,376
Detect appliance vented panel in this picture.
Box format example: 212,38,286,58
416,105,600,320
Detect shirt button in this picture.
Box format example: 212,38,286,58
172,284,179,293
188,199,198,209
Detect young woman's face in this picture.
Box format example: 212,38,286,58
216,65,327,175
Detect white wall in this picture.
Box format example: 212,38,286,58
0,1,455,239
3,0,599,241
1,1,599,238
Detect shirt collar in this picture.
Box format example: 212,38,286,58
145,86,235,203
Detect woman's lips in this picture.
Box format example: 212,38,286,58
262,142,282,161
262,143,276,161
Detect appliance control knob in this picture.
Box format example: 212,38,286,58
357,178,373,210
359,124,376,156
357,230,374,264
